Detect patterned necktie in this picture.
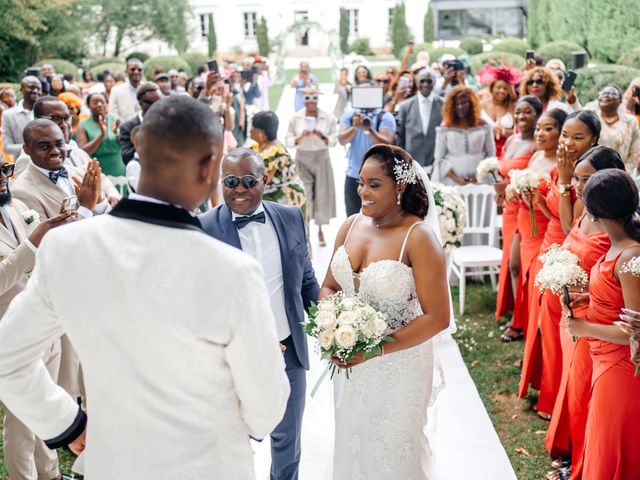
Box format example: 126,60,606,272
48,167,69,184
234,211,266,229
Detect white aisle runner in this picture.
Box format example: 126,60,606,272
252,82,516,479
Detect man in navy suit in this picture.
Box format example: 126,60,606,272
199,148,319,480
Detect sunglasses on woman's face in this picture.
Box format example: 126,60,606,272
222,175,261,189
527,78,545,86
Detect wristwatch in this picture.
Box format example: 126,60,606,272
558,184,572,196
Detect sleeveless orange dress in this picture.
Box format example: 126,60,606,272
581,247,640,480
495,152,533,321
544,216,610,473
511,178,550,337
519,170,569,412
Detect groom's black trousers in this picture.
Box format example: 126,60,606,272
270,335,306,480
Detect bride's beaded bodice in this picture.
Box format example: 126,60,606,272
330,244,423,332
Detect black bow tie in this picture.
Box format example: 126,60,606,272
234,211,266,229
48,167,69,184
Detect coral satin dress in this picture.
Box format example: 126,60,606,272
519,170,568,412
581,247,640,480
543,217,609,466
495,152,533,320
511,179,550,337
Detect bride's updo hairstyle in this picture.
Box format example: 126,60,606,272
361,144,429,218
583,169,640,242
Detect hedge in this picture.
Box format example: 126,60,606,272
126,52,150,63
180,52,209,74
491,37,530,58
618,48,640,71
34,59,81,78
459,37,483,55
90,57,122,68
144,56,191,79
574,64,640,103
89,62,126,78
349,38,373,56
470,52,525,73
536,40,586,69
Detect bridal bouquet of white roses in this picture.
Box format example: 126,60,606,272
432,182,466,252
509,168,551,236
476,157,501,183
304,292,393,378
535,244,588,341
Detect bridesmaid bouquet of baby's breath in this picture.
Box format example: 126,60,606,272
509,168,551,236
535,244,588,341
476,157,501,183
616,257,640,376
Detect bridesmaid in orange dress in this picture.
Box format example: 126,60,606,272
544,146,625,480
496,96,542,339
518,109,568,412
566,169,640,480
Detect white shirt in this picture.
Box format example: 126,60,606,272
31,165,108,218
232,204,290,341
419,92,434,135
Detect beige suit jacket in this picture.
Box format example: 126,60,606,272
11,163,87,220
108,82,140,122
0,200,36,317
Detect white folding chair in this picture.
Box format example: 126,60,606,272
448,184,502,315
106,175,129,198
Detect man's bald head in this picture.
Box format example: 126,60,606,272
23,118,59,145
135,95,223,210
222,148,265,177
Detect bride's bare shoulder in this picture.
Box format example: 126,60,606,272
333,214,365,249
406,222,444,257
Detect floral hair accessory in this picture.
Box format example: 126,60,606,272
477,62,523,87
393,157,417,185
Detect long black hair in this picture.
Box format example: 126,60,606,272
583,169,640,242
361,144,429,218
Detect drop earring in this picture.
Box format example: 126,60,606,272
396,193,401,205
590,217,596,222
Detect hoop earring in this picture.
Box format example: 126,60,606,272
396,193,402,205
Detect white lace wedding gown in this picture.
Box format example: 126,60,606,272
330,218,437,480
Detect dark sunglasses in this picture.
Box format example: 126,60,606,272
419,78,434,84
40,114,72,125
304,95,319,102
130,68,143,72
375,79,390,84
222,175,261,189
0,163,15,178
527,78,545,86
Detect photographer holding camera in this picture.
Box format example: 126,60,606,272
435,57,467,97
338,86,396,216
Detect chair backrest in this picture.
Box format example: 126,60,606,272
454,184,497,245
106,175,129,198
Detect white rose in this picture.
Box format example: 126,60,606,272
316,311,337,330
360,318,378,338
338,311,357,326
318,300,335,313
446,218,457,232
319,329,335,349
340,297,356,310
335,325,357,348
373,316,387,336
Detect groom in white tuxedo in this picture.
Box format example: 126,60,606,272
0,96,291,479
200,148,320,480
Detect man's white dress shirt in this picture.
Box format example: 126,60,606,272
232,204,290,341
419,91,434,136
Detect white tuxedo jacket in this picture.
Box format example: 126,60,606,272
0,213,290,479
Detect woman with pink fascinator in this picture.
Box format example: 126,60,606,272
479,63,522,157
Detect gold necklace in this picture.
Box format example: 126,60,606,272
375,210,404,228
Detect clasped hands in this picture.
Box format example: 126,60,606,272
72,159,103,212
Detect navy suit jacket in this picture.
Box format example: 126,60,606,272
199,201,319,370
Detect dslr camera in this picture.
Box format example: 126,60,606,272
351,86,384,129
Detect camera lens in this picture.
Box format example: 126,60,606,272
362,117,371,127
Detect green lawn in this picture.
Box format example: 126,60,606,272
283,68,334,84
451,281,550,480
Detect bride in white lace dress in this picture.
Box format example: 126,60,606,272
320,145,452,479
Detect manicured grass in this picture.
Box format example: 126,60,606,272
283,68,334,84
451,281,550,480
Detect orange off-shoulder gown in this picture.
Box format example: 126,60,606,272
519,170,569,413
495,152,533,321
544,216,610,474
581,247,640,480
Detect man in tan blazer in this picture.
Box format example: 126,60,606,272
108,58,144,122
0,157,75,479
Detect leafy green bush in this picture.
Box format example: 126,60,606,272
428,46,466,62
34,59,81,78
618,48,640,71
126,52,150,63
536,40,585,69
90,57,122,68
459,37,483,55
470,52,525,73
180,52,208,74
574,64,640,103
144,56,191,79
491,37,529,58
348,38,372,56
89,62,126,78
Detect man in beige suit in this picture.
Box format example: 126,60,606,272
108,58,144,122
0,156,75,479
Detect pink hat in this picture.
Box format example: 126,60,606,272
477,63,523,86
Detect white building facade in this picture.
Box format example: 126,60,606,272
187,0,431,56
